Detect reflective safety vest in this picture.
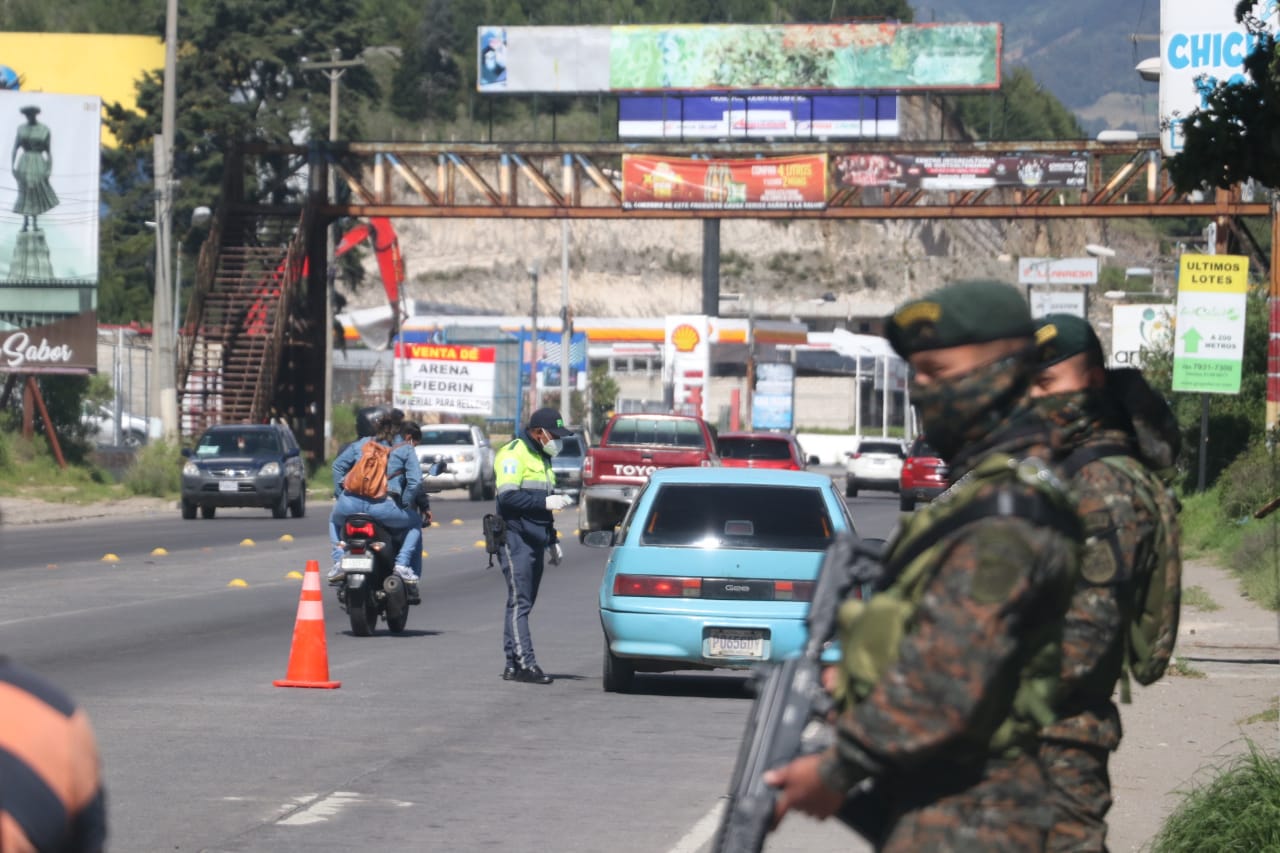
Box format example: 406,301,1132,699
836,452,1082,760
494,435,556,542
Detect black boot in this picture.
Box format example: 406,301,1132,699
514,665,553,685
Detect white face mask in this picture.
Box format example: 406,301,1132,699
542,438,563,457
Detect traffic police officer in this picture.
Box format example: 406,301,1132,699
1031,314,1181,852
765,280,1083,851
494,407,574,685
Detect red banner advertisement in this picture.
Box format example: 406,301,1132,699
834,153,1087,191
623,155,827,210
0,310,97,374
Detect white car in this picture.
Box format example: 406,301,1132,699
844,437,906,497
81,404,161,448
414,424,497,501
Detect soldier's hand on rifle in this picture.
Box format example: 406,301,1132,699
763,753,845,827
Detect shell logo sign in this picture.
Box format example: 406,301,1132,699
670,323,701,353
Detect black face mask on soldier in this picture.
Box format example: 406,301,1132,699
908,353,1029,463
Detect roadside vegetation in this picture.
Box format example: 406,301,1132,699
1180,585,1220,612
1151,743,1280,853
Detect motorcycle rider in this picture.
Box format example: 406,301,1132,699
328,406,423,602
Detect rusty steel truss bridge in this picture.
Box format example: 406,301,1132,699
184,138,1276,461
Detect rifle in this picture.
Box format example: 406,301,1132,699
711,533,885,853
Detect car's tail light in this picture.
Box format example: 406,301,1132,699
774,580,816,601
345,521,375,538
583,456,594,478
700,458,715,467
852,452,862,459
614,574,702,597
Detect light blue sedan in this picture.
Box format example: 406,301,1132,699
588,466,860,693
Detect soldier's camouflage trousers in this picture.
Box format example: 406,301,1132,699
849,753,1054,852
1040,739,1112,853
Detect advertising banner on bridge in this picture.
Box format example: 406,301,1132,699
623,154,827,210
618,93,899,139
1159,0,1278,156
394,342,497,415
478,23,1002,93
833,152,1087,191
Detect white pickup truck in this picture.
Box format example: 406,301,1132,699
412,424,497,501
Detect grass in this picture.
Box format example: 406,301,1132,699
1177,488,1280,612
1237,697,1279,727
0,433,121,505
1150,742,1280,852
1181,585,1221,612
1167,658,1206,679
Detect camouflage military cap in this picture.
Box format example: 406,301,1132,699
885,279,1034,358
1034,314,1104,368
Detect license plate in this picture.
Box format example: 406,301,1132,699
706,629,766,659
218,480,238,492
342,555,373,571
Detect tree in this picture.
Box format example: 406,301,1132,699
946,66,1082,141
390,0,463,123
1166,4,1280,192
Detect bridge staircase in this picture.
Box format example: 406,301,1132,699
177,209,309,439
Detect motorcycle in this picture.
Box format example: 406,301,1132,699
335,458,447,637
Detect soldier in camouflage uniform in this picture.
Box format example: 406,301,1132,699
1031,314,1178,852
765,280,1083,852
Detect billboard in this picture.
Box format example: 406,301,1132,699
0,33,165,148
834,153,1087,191
1018,257,1100,285
1029,291,1086,319
1110,304,1174,368
623,155,827,211
752,361,795,430
478,23,1002,93
393,342,498,415
0,92,102,297
618,93,899,139
1171,254,1249,394
1160,1,1277,156
0,309,97,373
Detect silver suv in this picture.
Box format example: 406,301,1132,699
413,424,497,501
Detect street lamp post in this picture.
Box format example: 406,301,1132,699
150,0,179,444
527,262,540,417
301,47,364,456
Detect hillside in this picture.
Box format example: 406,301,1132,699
920,0,1161,134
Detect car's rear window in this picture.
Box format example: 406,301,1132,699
559,436,584,457
718,437,793,461
859,441,903,457
639,484,833,550
607,417,705,448
910,439,939,457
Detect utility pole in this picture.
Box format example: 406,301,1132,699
559,220,571,420
302,47,364,456
151,0,178,443
528,263,540,417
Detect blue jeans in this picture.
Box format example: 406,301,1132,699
330,493,421,572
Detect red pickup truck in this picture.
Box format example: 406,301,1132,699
577,413,719,537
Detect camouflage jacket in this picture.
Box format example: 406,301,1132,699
820,407,1082,793
1039,407,1162,749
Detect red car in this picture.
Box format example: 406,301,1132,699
716,432,807,470
899,437,948,511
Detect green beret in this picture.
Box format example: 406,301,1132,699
1034,313,1103,367
885,279,1034,358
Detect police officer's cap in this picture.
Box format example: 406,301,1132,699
528,407,572,437
1034,314,1104,368
885,279,1034,359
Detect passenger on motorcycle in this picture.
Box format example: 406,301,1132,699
328,407,424,600
399,420,434,584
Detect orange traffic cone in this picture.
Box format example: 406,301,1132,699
273,560,341,689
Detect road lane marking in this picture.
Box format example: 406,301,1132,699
668,800,725,853
277,791,361,826
0,580,301,627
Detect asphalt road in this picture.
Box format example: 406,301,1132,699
0,477,900,852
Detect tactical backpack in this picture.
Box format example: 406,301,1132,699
342,439,410,501
835,453,1082,757
1062,445,1182,692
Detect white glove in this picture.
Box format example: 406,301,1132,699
545,494,574,511
548,542,563,566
